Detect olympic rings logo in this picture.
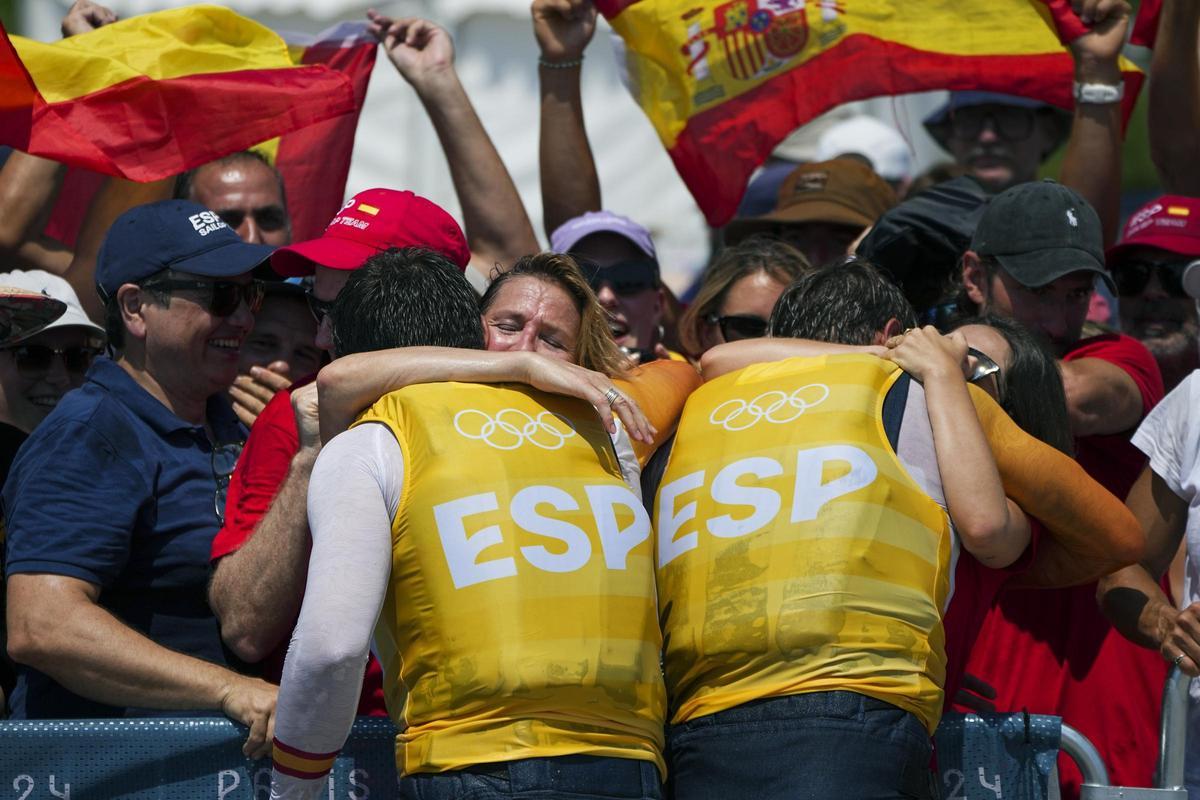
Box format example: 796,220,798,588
453,408,578,450
708,384,831,431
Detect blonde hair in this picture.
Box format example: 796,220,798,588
482,252,628,377
678,236,812,358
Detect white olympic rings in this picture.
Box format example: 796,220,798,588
708,383,831,431
453,408,578,450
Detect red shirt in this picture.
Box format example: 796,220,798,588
956,333,1164,798
213,378,388,717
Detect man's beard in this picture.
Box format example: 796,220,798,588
1128,315,1200,391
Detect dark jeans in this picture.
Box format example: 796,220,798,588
399,754,664,800
667,691,938,800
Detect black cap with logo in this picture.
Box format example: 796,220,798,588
969,179,1115,292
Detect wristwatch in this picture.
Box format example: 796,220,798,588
1073,82,1124,104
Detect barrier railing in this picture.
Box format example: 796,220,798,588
0,717,400,799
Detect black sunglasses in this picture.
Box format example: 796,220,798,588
1116,259,1195,298
582,259,660,297
3,344,102,378
211,441,243,525
144,278,265,317
216,205,288,233
304,290,335,325
966,346,1004,402
948,106,1036,142
706,313,768,342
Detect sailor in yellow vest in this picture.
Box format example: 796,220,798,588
649,259,1114,800
269,249,670,800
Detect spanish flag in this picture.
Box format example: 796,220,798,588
0,5,360,185
599,0,1159,225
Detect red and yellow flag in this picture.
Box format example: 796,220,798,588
0,5,359,185
16,9,378,244
598,0,1159,225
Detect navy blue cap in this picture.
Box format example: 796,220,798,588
923,91,1057,128
96,200,275,300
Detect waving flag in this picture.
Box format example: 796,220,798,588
598,0,1159,225
0,5,359,184
26,11,378,245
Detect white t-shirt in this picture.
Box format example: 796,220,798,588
1131,369,1200,790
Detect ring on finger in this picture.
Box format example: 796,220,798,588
1175,653,1186,667
604,387,622,406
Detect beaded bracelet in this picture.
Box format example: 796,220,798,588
538,56,584,69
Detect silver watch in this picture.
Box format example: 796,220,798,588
1074,82,1124,104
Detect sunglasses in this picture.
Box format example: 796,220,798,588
305,290,335,325
582,259,660,296
948,106,1036,142
144,278,265,317
1116,259,1197,298
211,441,243,525
4,344,103,378
966,346,1004,400
706,313,768,343
216,206,288,233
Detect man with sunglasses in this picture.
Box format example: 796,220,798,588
1107,196,1200,392
3,200,278,756
207,188,471,719
923,0,1130,244
551,211,674,363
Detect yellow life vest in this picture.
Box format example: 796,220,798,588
653,354,952,732
354,382,666,776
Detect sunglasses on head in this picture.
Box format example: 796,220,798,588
966,346,1004,400
143,277,265,317
216,206,288,233
948,106,1036,142
304,290,335,325
4,344,103,378
1116,258,1197,298
582,259,660,296
706,313,768,343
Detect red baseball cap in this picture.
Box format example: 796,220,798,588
270,188,470,276
1107,195,1200,265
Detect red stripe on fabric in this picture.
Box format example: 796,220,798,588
275,40,376,240
666,33,1145,225
1130,0,1162,48
272,738,340,760
272,762,333,781
595,0,642,17
0,24,41,145
8,64,355,182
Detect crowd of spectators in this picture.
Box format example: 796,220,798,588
1,0,1199,798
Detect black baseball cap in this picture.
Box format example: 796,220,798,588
969,179,1114,292
96,199,275,301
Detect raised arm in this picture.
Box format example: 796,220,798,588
1148,0,1200,194
368,13,538,286
1058,0,1131,246
316,347,653,442
885,327,1030,568
533,0,603,235
0,153,72,275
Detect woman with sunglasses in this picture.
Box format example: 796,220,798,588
0,270,105,444
677,235,811,361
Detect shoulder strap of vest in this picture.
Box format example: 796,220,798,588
881,372,911,451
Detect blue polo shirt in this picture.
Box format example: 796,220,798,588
3,357,244,719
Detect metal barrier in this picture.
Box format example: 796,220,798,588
1068,666,1191,799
